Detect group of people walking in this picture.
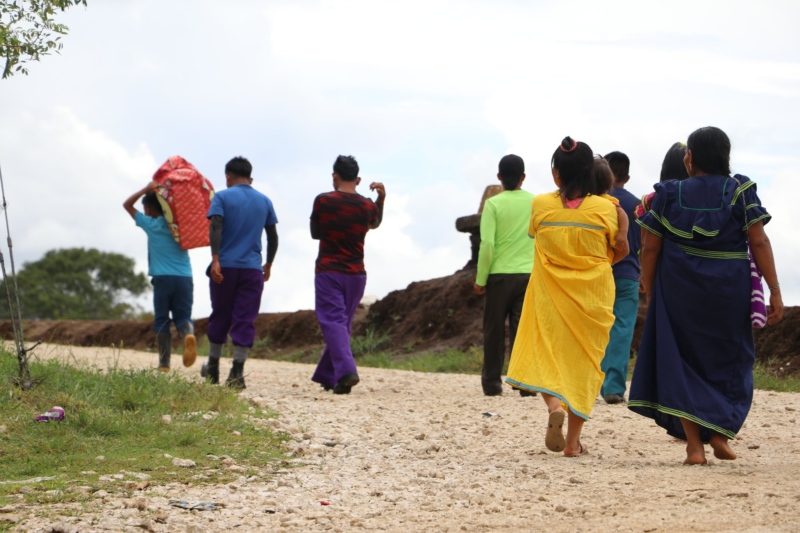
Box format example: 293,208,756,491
476,127,784,463
126,126,784,465
125,155,384,394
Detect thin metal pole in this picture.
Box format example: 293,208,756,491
0,161,31,385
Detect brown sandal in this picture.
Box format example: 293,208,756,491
545,410,566,452
564,442,589,457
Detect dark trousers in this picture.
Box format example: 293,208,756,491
482,273,529,392
152,275,194,334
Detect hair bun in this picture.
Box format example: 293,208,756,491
560,136,578,153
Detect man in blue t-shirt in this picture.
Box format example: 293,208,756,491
601,152,642,404
201,156,279,389
123,182,197,371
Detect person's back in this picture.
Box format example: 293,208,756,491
479,190,535,277
203,156,279,389
629,126,783,465
609,186,641,281
310,155,385,395
506,137,619,458
136,210,192,277
596,151,642,405
475,154,534,397
213,184,275,269
123,183,196,372
313,191,378,275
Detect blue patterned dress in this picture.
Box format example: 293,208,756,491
628,174,770,442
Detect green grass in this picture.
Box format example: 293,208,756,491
358,346,483,374
351,328,392,358
0,349,287,506
754,361,800,393
356,345,800,394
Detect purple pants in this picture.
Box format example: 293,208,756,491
208,267,264,347
311,272,366,388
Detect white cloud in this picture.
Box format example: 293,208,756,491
0,0,798,320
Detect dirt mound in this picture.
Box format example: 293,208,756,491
1,267,798,374
0,320,155,351
357,268,483,352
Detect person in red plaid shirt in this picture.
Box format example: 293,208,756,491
310,155,385,394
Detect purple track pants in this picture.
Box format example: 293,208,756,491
311,272,366,388
208,267,264,347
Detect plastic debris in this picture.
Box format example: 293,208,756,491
320,500,331,506
35,406,65,422
168,500,224,511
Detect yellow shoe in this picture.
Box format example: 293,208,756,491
183,334,197,368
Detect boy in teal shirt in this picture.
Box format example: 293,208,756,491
124,182,197,371
474,155,535,396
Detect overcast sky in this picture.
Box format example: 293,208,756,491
0,0,798,319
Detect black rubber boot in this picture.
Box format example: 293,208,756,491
226,360,246,390
201,357,220,384
333,372,360,394
156,331,172,371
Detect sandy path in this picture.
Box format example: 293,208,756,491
8,343,800,532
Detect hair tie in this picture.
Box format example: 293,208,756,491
560,139,578,153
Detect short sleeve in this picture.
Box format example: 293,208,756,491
600,193,620,206
735,175,771,229
207,192,224,219
134,211,158,235
264,197,278,226
310,195,321,222
636,184,666,238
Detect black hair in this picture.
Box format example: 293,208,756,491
551,136,594,200
593,158,614,195
604,151,630,183
225,156,252,179
686,126,731,176
142,193,163,215
498,154,525,190
660,142,690,182
333,155,359,182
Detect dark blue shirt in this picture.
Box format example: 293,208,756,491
610,186,641,281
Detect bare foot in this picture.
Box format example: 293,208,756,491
709,435,737,460
564,442,588,457
683,454,708,465
683,445,707,465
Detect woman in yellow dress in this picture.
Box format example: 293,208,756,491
505,137,623,457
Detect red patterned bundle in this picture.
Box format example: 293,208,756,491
151,156,215,250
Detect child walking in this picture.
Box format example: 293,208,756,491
310,155,385,394
123,182,196,371
597,152,641,404
505,137,621,456
202,156,279,389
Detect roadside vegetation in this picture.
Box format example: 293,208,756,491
268,334,800,394
0,349,287,507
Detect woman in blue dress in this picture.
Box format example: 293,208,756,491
629,126,784,465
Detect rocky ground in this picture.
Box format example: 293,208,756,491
4,343,800,532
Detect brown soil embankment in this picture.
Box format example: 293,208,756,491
1,268,797,373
